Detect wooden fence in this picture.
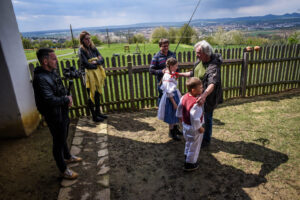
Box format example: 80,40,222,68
28,44,300,118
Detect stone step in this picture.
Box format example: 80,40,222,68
57,118,110,200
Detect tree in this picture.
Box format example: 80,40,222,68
151,27,169,43
64,39,79,48
91,35,102,46
177,24,197,45
168,28,178,43
39,40,54,48
288,31,300,45
22,37,32,49
132,33,146,43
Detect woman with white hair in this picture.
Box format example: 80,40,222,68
179,40,223,147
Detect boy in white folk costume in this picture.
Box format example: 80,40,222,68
176,77,205,171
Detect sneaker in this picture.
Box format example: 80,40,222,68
62,168,78,180
65,155,82,164
183,162,199,172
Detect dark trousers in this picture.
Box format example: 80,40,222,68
46,117,71,173
86,88,101,111
204,111,214,143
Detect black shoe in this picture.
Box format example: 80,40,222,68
97,113,108,119
183,162,199,172
174,125,183,135
93,116,104,122
95,109,108,119
169,128,181,141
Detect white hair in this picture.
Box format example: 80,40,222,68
194,40,213,56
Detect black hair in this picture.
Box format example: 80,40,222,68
36,48,54,65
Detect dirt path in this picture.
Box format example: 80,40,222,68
107,90,300,200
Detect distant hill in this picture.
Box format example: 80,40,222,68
22,13,300,38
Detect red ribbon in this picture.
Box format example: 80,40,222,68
170,72,179,79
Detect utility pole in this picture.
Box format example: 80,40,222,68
70,24,76,55
106,28,110,48
127,29,130,44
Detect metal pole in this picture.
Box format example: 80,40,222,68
174,0,202,53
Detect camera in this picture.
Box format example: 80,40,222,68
63,66,84,79
62,66,85,95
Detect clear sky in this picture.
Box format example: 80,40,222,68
12,0,300,32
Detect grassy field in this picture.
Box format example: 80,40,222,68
25,43,250,63
25,43,195,63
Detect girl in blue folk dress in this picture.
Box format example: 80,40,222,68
158,57,182,141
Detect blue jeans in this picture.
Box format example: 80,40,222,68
204,111,214,143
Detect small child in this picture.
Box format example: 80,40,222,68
176,77,205,171
157,57,182,141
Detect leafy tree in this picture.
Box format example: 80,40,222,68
132,33,146,43
22,37,32,49
168,28,178,43
39,40,54,48
64,39,79,48
151,27,169,43
288,31,300,45
177,24,197,45
91,35,102,46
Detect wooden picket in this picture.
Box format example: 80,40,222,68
28,45,300,118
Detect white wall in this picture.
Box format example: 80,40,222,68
0,0,39,137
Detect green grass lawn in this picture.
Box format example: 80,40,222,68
25,48,75,61
25,43,195,63
25,43,250,63
212,89,300,199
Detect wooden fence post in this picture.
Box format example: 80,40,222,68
240,51,249,97
127,56,136,110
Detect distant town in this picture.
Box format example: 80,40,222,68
21,13,300,46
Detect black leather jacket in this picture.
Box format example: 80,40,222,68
191,53,223,112
78,47,104,70
32,67,70,122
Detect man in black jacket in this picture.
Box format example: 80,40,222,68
192,41,223,146
32,48,82,180
180,40,223,146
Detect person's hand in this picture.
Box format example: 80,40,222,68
196,94,206,106
92,61,97,65
199,127,205,133
173,104,178,110
179,118,182,123
67,96,73,107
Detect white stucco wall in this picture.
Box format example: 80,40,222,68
0,0,39,137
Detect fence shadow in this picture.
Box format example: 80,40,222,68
217,88,300,109
108,134,288,199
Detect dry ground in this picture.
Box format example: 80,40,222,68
107,89,300,200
